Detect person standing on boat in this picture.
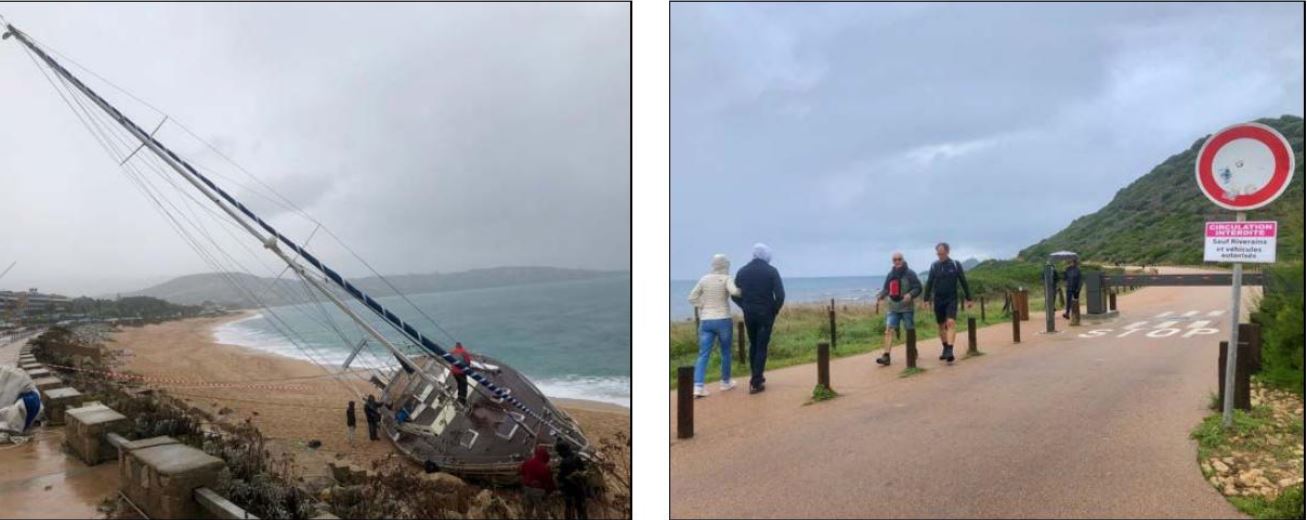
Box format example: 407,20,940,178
687,253,741,397
363,395,381,441
450,342,473,406
874,252,922,367
731,243,785,394
520,445,556,518
345,401,357,446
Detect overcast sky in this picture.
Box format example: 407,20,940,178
0,3,629,296
671,2,1303,279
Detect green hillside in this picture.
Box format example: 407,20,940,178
1020,115,1304,265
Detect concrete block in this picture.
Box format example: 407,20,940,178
18,355,36,363
25,367,51,379
20,362,42,371
32,376,62,391
39,387,84,425
65,403,131,465
122,442,225,519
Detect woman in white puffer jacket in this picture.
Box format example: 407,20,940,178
687,254,741,397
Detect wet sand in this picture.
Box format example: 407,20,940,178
106,314,630,471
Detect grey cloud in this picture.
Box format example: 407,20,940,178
0,2,629,296
672,2,1303,278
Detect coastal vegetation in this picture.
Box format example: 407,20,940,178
1251,263,1305,395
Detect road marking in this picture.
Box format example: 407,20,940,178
1207,310,1225,317
1181,310,1199,317
1156,311,1174,318
1188,320,1212,329
1123,321,1149,329
1153,320,1181,329
1147,328,1180,338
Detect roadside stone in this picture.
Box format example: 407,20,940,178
1278,477,1303,488
1211,460,1230,474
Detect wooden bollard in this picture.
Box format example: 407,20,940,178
906,329,918,369
1217,341,1251,411
1011,309,1021,343
1070,300,1080,327
980,296,986,321
875,300,880,315
1108,291,1117,311
693,308,700,331
736,321,746,366
1017,289,1030,321
677,366,694,439
817,341,830,389
1239,323,1262,373
967,318,978,355
828,299,837,351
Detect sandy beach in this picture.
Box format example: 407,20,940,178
106,313,630,474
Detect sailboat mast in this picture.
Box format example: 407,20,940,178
4,24,574,440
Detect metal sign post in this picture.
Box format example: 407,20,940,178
1221,212,1244,427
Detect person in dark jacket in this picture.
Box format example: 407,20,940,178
922,242,972,363
874,252,922,366
556,441,589,519
345,401,357,446
1063,258,1082,319
731,243,785,394
450,342,473,406
363,395,381,441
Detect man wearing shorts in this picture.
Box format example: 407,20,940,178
923,242,972,363
875,252,921,366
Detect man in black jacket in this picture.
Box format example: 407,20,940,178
731,243,785,394
923,242,972,363
1063,258,1082,319
363,395,381,441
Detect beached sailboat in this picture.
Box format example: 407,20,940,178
2,21,589,480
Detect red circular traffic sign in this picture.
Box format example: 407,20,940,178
1195,122,1296,211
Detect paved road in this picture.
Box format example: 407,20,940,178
671,279,1252,518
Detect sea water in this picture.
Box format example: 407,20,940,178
669,275,886,320
214,275,630,407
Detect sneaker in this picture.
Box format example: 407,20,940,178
720,380,737,392
693,385,709,398
875,353,891,366
939,346,948,360
749,383,765,394
944,345,955,363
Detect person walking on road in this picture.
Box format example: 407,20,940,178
923,242,972,363
687,253,741,397
364,395,381,441
1063,258,1082,319
732,243,785,394
874,252,921,366
345,401,357,446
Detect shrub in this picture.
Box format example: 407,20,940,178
1253,264,1305,394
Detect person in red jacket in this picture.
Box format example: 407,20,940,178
520,445,556,518
450,342,473,405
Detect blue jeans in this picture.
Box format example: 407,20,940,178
886,310,915,331
694,318,733,385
